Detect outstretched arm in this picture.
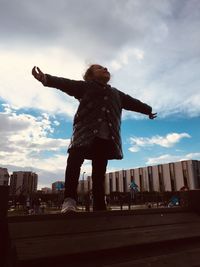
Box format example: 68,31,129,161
32,66,47,85
119,90,157,119
31,66,86,99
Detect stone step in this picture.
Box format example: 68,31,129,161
6,208,200,266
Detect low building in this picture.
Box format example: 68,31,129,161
105,160,200,194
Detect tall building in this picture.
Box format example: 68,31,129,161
52,181,65,193
10,171,38,196
0,167,9,186
105,160,200,194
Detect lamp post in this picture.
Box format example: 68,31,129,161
82,172,86,194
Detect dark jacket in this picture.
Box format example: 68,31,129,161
44,74,152,159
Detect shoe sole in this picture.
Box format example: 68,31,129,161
61,208,77,214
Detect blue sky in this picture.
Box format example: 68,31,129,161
0,0,200,188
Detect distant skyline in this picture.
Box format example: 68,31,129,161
0,0,200,188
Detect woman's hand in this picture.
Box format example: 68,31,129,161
32,66,47,84
149,112,157,119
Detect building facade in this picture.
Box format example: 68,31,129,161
9,171,38,196
81,160,200,194
77,177,91,195
0,167,9,186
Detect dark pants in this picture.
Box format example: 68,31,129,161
64,138,111,211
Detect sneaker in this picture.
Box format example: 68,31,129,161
61,198,77,213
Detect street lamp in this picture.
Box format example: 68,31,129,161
82,172,86,194
81,172,86,210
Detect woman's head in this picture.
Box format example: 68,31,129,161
83,64,110,84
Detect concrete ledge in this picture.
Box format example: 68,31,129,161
7,206,189,222
7,208,200,266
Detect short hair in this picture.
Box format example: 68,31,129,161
83,64,96,82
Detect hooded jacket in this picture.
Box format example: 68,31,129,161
44,74,152,159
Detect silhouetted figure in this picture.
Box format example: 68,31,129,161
32,64,157,212
32,197,41,214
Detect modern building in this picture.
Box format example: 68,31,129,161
9,171,38,196
52,181,65,193
81,160,200,195
105,160,200,194
0,167,9,186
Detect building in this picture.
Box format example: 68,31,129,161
104,160,200,194
52,181,65,193
77,176,91,195
77,160,200,195
9,171,38,196
41,187,52,194
0,167,9,186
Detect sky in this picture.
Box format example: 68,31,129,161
0,0,200,189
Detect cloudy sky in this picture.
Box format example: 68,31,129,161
1,0,200,189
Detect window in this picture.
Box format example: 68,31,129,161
116,177,119,192
139,168,144,191
109,178,113,193
147,166,154,192
109,173,113,193
181,161,189,187
158,165,164,192
122,170,127,192
169,163,176,191
195,161,200,188
123,177,127,192
130,169,134,182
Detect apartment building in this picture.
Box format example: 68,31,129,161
9,171,38,196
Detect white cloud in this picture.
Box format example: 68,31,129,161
1,0,200,118
146,152,200,165
0,106,70,169
129,146,140,153
129,133,191,152
0,105,94,187
0,47,85,118
110,47,144,71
